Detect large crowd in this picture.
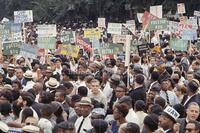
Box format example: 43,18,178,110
0,19,200,133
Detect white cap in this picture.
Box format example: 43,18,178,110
163,106,180,121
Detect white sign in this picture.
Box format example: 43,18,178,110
177,3,186,14
98,18,106,28
168,21,179,33
107,23,122,35
125,20,136,34
137,13,143,23
37,24,57,37
150,5,163,18
14,10,33,23
113,35,127,44
194,11,200,17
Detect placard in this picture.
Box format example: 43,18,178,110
125,20,135,34
113,35,127,44
84,28,101,40
137,13,143,23
76,38,92,52
107,23,122,35
170,39,188,51
150,5,162,18
20,44,38,59
148,18,168,30
61,31,74,44
14,10,33,23
177,3,186,14
92,37,101,56
37,24,57,37
98,18,106,28
181,29,197,40
3,42,21,55
37,37,56,49
101,43,123,55
60,44,80,58
168,21,179,33
137,44,150,56
141,11,158,28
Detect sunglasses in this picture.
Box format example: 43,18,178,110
185,128,196,132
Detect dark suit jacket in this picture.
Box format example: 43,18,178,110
177,118,187,133
129,86,146,107
181,94,200,108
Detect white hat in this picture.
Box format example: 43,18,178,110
22,125,40,133
8,64,15,70
23,70,33,79
45,77,60,89
0,121,9,132
163,106,180,122
79,97,93,106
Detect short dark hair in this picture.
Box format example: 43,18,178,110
135,74,144,85
115,103,129,117
0,90,13,103
187,120,200,131
144,114,159,132
0,102,11,115
78,86,88,97
126,122,140,133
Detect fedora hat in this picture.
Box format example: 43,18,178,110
23,70,33,79
79,97,93,107
45,77,60,89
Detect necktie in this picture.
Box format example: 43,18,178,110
77,118,85,133
165,91,170,105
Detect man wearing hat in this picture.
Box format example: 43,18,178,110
75,97,93,133
6,64,16,81
158,106,180,133
22,70,35,92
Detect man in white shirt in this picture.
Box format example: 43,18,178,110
75,97,93,133
22,70,35,92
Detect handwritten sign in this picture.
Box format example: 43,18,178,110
101,43,123,55
20,44,38,59
148,18,168,30
107,23,122,35
37,24,57,37
60,44,80,58
61,31,74,44
37,37,56,49
14,10,33,23
3,42,21,55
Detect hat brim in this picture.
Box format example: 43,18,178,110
161,112,176,123
45,81,60,89
23,74,33,79
79,102,93,107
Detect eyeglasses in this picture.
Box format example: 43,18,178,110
185,128,196,132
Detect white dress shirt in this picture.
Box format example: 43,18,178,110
75,114,92,133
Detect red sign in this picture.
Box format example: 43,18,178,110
76,38,92,52
141,11,158,28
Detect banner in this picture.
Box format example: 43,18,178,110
60,44,80,58
107,23,122,35
170,39,188,51
150,5,162,18
37,24,57,37
37,37,56,49
84,28,101,40
148,18,168,30
2,23,22,43
20,44,38,59
177,3,186,14
98,18,106,28
101,43,123,55
3,42,21,55
141,11,159,28
61,31,74,44
14,10,33,23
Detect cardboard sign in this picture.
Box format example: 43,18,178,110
141,11,159,28
194,10,200,17
107,23,122,35
37,37,56,49
60,44,80,58
37,24,57,37
3,42,21,55
61,31,74,44
101,43,123,55
150,5,162,18
181,29,197,40
84,28,101,40
170,39,188,51
20,44,38,59
137,44,150,56
177,3,186,14
2,23,22,43
98,18,106,28
14,10,33,23
148,18,168,30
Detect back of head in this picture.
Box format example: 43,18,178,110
92,119,108,133
126,122,140,133
135,74,144,85
144,114,159,132
78,86,88,97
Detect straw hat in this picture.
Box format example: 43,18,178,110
45,77,60,89
23,70,33,79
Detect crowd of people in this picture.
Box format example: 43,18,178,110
0,19,200,133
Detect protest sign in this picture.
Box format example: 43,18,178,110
61,31,74,44
14,10,33,23
137,13,143,23
3,42,21,55
150,5,162,18
60,44,80,58
194,10,200,17
168,21,179,33
84,28,101,40
170,39,188,51
148,18,168,30
181,29,197,40
101,43,123,55
177,3,186,14
76,38,92,52
137,44,150,56
113,34,127,44
20,44,38,59
107,23,122,35
98,18,106,28
92,37,101,56
37,24,57,37
2,23,22,43
141,11,158,28
125,20,135,34
37,37,56,49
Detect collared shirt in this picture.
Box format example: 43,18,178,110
183,94,196,106
160,90,180,106
75,114,92,133
126,108,139,125
22,80,35,92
